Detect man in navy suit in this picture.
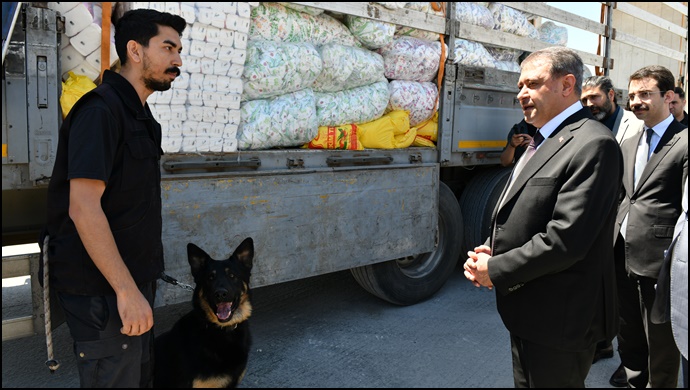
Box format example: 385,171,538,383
464,47,623,387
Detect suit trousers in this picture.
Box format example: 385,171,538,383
510,333,595,387
615,235,681,388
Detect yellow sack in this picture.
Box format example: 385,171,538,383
305,124,364,150
412,135,436,147
357,110,417,149
413,111,438,142
60,71,97,118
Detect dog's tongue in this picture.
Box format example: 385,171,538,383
216,302,233,321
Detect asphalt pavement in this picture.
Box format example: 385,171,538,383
3,264,641,388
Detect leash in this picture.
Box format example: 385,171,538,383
42,235,60,373
159,272,194,292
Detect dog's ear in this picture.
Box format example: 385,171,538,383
233,237,254,271
187,243,208,278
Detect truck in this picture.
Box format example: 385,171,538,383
3,2,688,341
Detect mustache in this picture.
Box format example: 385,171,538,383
630,104,648,111
166,67,181,77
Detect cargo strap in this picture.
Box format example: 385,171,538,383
42,235,60,373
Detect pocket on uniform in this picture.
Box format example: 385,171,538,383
74,334,143,387
121,137,159,192
75,333,141,360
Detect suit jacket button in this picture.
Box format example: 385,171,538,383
630,199,636,204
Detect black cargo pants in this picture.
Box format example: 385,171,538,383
57,282,156,388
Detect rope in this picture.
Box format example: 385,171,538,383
42,235,60,373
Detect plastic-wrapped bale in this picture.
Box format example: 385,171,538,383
312,43,386,93
387,80,438,127
49,2,119,82
395,25,439,42
494,61,521,72
488,3,540,39
249,2,361,47
374,2,407,10
538,21,568,46
277,2,324,15
455,2,495,30
378,36,446,82
242,40,322,101
404,2,445,15
394,2,444,41
314,81,390,127
238,89,318,150
583,66,592,79
345,15,397,50
486,45,522,72
453,39,496,68
486,46,522,62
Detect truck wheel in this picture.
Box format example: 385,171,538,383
350,182,463,306
458,167,511,256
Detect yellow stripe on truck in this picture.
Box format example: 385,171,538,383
457,140,507,149
2,143,7,158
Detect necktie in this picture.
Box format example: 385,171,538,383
634,128,654,189
492,131,543,252
499,130,544,209
621,128,654,239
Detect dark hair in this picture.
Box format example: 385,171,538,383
113,9,186,66
674,86,686,99
628,65,675,96
521,47,584,95
582,75,617,104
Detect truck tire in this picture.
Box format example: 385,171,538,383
350,181,463,306
458,167,511,255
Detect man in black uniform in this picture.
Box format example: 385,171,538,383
500,119,538,167
39,8,185,388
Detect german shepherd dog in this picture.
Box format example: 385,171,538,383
154,238,254,388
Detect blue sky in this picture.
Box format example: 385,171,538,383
545,2,601,73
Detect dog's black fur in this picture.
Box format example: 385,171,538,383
154,238,254,388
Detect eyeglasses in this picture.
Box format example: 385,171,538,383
627,91,664,101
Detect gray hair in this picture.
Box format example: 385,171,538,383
583,76,617,104
521,47,584,95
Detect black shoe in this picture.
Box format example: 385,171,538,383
592,342,614,364
609,363,627,388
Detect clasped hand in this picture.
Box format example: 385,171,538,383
464,245,494,289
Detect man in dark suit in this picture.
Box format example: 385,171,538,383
612,65,687,388
463,47,623,387
670,86,688,126
581,75,643,375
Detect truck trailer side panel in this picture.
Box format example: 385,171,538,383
158,164,438,306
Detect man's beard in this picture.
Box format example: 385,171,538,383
142,54,179,92
591,99,614,122
592,110,606,121
144,77,172,92
144,66,180,92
